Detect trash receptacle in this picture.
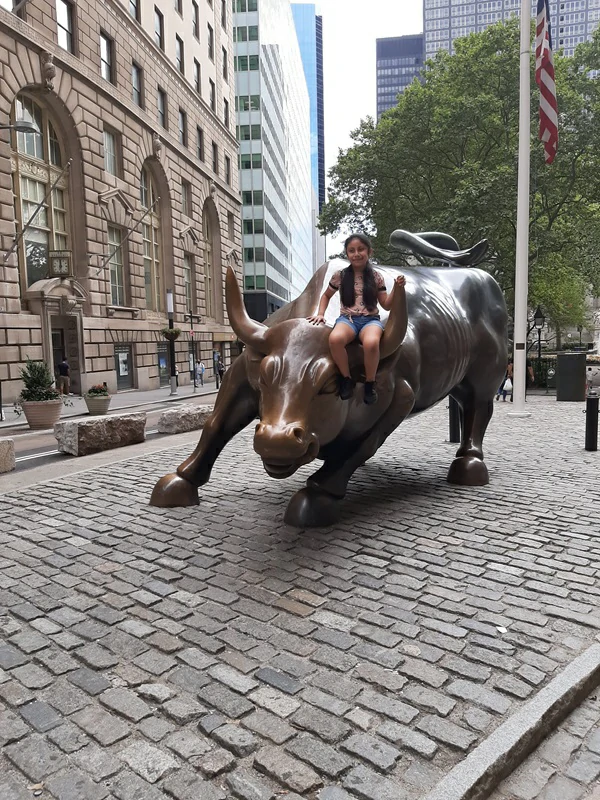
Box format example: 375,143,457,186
556,353,586,401
546,365,557,391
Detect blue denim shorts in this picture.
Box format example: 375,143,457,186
335,314,384,337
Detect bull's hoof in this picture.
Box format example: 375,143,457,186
447,456,489,486
284,487,341,528
150,473,199,507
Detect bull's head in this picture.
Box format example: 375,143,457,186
225,267,408,479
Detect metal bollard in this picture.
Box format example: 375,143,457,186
585,391,599,452
449,396,461,443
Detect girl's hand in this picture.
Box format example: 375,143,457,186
394,275,406,288
307,314,326,325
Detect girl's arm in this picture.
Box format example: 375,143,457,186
379,275,406,311
307,286,336,324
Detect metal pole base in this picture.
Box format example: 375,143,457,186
170,377,178,396
585,393,599,452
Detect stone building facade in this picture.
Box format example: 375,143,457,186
0,0,241,402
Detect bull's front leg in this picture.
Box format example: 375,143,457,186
150,358,259,508
284,379,415,527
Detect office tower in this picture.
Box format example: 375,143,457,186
234,0,313,320
0,0,240,401
424,1,596,59
376,34,425,119
292,3,326,266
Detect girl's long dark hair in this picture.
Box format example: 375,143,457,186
341,233,377,310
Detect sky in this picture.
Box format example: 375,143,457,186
294,0,424,254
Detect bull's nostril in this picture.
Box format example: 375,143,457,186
255,423,262,434
292,427,304,442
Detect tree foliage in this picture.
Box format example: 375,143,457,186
320,19,600,330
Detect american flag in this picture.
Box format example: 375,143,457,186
535,0,558,164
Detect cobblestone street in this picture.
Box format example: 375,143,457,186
1,396,600,800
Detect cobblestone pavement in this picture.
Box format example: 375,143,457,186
1,396,599,800
491,690,600,800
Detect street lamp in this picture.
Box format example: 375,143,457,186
184,310,202,392
577,324,583,347
533,305,545,360
166,289,177,396
0,119,40,134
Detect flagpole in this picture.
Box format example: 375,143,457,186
509,0,532,418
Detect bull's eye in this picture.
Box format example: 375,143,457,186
319,378,338,395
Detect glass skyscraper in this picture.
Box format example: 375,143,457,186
234,0,313,320
376,34,425,119
292,4,325,213
292,3,326,266
424,1,599,59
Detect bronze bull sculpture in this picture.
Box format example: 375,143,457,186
151,240,507,527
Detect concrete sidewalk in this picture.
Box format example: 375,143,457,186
0,379,219,431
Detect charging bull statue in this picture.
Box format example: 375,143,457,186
151,231,508,527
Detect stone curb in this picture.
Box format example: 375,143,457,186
421,643,600,800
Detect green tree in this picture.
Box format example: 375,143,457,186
320,19,600,330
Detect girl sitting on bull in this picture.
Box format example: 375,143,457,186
308,233,406,405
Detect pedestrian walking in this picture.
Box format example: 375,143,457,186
196,361,205,387
57,358,70,395
217,358,225,383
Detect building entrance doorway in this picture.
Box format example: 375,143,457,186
50,314,82,394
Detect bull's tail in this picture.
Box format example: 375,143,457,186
390,230,489,268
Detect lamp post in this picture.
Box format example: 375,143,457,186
533,305,545,361
166,289,177,396
184,310,202,392
577,324,583,347
0,119,40,133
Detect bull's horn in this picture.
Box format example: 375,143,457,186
225,266,268,353
380,282,408,360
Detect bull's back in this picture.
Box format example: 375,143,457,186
404,268,507,409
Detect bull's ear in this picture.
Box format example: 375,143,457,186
380,282,408,360
226,267,269,354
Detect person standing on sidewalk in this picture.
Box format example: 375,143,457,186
196,361,205,387
57,358,70,395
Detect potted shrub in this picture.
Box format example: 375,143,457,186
15,359,63,430
84,383,111,416
161,326,181,342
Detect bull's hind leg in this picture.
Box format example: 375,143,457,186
284,379,415,527
150,358,259,507
446,384,493,486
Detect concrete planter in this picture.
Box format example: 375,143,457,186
85,395,111,416
21,399,63,430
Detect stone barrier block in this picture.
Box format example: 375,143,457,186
0,438,15,473
54,413,146,456
157,404,213,434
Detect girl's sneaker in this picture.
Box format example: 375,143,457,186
364,381,378,405
337,376,354,400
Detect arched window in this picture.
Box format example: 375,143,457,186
140,166,163,311
11,94,70,288
202,204,214,319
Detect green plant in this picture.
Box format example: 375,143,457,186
13,359,62,417
19,359,60,402
85,383,109,397
161,327,181,340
